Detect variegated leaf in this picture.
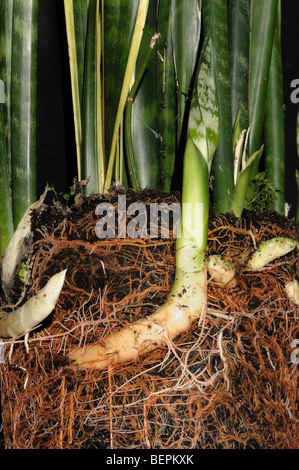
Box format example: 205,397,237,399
187,36,220,171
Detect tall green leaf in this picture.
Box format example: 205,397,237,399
11,0,38,228
125,31,160,189
72,0,88,109
171,0,202,144
156,0,176,191
264,3,285,214
249,0,278,159
104,0,150,192
102,0,140,171
230,0,278,215
229,145,264,218
188,35,219,172
228,0,250,131
63,0,89,180
203,0,234,214
127,0,202,191
0,0,13,180
0,107,13,258
129,1,160,189
81,0,100,194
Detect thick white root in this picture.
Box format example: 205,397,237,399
245,237,296,271
0,269,67,338
69,271,205,370
207,255,236,288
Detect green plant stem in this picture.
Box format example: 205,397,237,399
11,0,38,228
175,136,208,280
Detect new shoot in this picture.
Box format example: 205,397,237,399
0,269,67,341
207,255,236,288
285,279,299,306
207,237,296,294
245,237,296,271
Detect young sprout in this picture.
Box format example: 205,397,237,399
0,269,67,340
245,237,297,271
207,255,237,288
285,279,299,306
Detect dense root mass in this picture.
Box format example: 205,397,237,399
0,190,298,449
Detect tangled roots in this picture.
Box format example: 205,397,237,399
0,190,298,449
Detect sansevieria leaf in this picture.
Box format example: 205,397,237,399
264,2,285,214
229,145,264,218
126,0,202,191
249,0,278,159
0,0,14,256
0,106,14,257
0,0,13,179
104,0,150,192
188,35,219,171
156,0,176,191
11,0,38,228
129,1,160,189
102,0,139,166
162,0,202,190
203,0,234,214
81,0,100,194
171,0,202,144
243,0,278,206
230,0,278,216
228,0,250,132
63,0,89,180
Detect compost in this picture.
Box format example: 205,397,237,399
0,189,298,449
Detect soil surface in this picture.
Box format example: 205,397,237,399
0,188,298,449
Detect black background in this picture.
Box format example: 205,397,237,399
36,0,299,217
